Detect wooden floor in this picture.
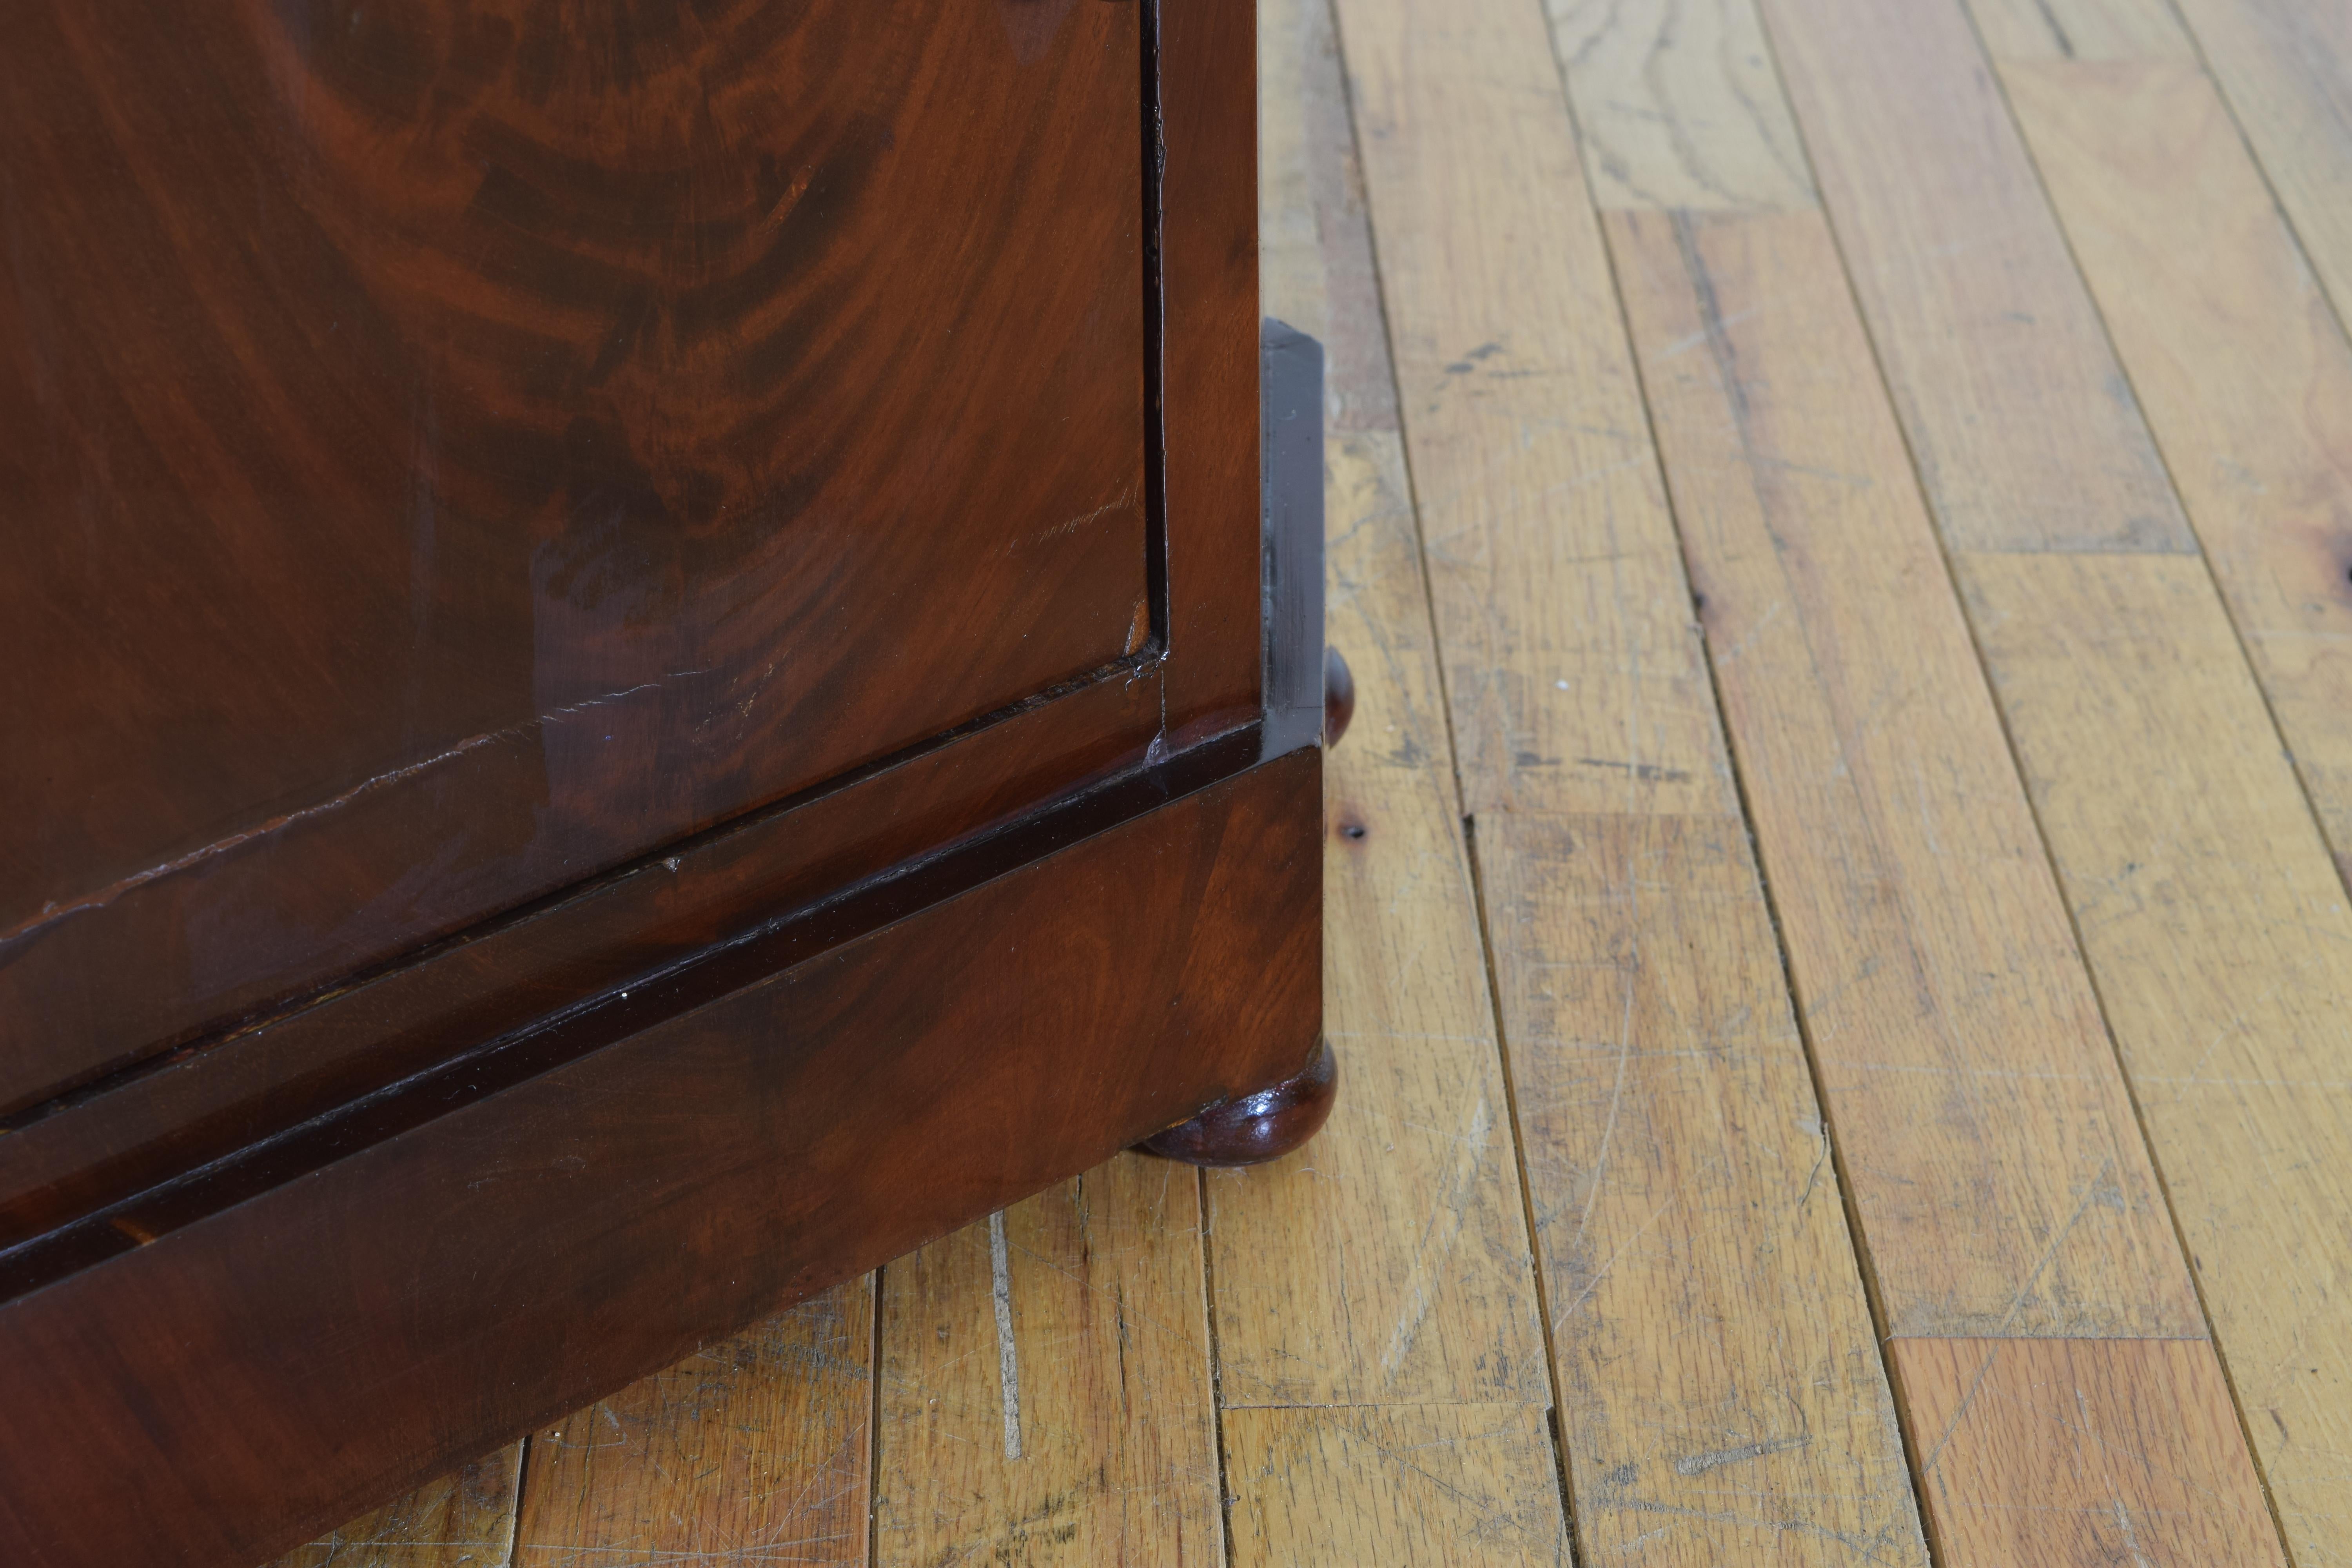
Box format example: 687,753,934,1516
277,0,2352,1561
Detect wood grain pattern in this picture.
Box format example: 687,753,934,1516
271,1445,523,1568
1258,0,1399,434
1548,0,1815,211
511,1281,873,1566
1161,0,1270,738
0,671,1163,1248
873,1157,1220,1567
1753,0,2191,553
1223,1404,1572,1568
1329,1,1928,1556
1608,206,2199,1338
1332,0,1735,819
1957,550,2352,1566
1481,813,1926,1566
0,0,1151,1103
1142,1037,1338,1166
1206,430,1552,1413
0,749,1319,1568
2170,0,2352,336
1890,1337,2286,1566
1966,0,2191,60
1999,58,2352,887
1213,0,1556,1475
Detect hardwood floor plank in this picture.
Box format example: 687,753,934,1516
1956,549,2352,1566
1260,0,1401,435
1203,431,1552,1416
1331,0,1736,820
1607,206,2200,1339
509,1283,872,1567
1965,0,2191,61
1222,1405,1571,1568
1998,57,2352,890
1212,0,1554,1456
872,1161,1220,1567
2170,0,2352,336
1889,1337,2286,1566
1481,812,1926,1566
1752,0,2191,553
1546,0,1814,212
1332,0,1926,1556
269,1445,523,1568
1205,372,1553,1407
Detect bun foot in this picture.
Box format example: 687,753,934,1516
1325,646,1355,746
1138,1039,1338,1167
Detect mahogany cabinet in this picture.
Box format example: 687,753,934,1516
0,1,1334,1560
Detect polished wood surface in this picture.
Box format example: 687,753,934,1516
1137,1035,1336,1165
0,668,1162,1249
0,0,1322,1559
1160,0,1266,742
1320,644,1354,745
0,742,1321,1568
0,0,1150,1105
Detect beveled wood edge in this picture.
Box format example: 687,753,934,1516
0,662,1163,1240
0,312,1327,1241
0,744,1324,1568
0,721,1308,1301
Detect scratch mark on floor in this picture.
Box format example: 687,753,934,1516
1381,1092,1494,1380
989,1211,1024,1462
1672,1432,1811,1475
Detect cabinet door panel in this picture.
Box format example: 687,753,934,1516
0,0,1147,1107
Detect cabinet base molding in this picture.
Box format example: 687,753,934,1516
0,733,1322,1568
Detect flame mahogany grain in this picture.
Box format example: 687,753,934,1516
0,0,1156,1107
0,1,1298,1561
0,747,1322,1568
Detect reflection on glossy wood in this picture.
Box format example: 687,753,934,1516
0,671,1163,1251
1321,645,1355,746
1160,0,1267,741
0,0,1149,1100
1138,1037,1338,1167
